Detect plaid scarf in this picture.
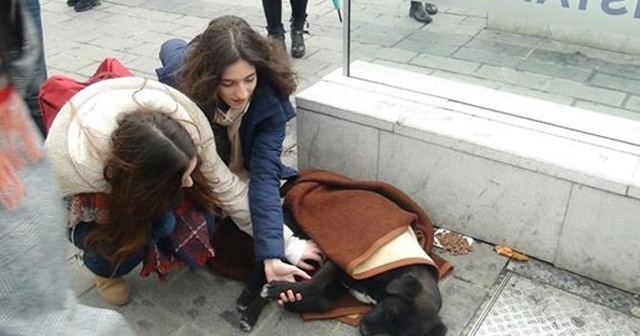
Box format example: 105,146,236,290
66,193,216,280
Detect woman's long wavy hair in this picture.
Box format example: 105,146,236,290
180,15,297,117
84,110,216,269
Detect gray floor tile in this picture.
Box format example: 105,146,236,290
435,242,508,290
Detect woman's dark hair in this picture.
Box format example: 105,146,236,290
180,15,297,116
84,110,216,269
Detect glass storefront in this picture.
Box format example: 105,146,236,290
341,0,640,146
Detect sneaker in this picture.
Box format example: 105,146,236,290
74,0,101,12
94,276,131,306
66,0,78,6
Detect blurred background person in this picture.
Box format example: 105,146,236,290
0,1,135,334
5,0,48,135
261,0,309,58
409,1,438,24
66,0,101,12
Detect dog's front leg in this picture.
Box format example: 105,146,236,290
260,261,345,312
237,262,269,332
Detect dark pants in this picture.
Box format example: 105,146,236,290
261,0,309,36
155,38,188,89
23,0,47,135
70,222,145,278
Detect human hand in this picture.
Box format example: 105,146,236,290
296,240,324,272
263,258,311,283
277,289,302,305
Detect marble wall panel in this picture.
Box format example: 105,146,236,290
377,131,572,262
558,185,640,294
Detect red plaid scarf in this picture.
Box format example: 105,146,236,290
67,193,215,280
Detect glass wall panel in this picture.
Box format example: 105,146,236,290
345,0,640,144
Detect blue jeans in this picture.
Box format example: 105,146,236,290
70,222,145,278
156,38,188,89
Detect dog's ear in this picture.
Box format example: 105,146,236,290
385,274,422,300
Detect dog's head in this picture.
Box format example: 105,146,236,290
359,274,447,336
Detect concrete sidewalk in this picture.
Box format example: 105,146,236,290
38,0,640,335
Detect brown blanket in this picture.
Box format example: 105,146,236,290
282,169,453,325
208,169,453,326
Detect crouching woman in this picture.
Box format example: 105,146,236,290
44,77,310,305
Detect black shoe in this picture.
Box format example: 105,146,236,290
425,3,438,15
409,1,432,24
66,0,78,6
290,29,306,58
74,0,100,12
268,34,287,56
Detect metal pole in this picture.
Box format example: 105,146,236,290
342,0,351,77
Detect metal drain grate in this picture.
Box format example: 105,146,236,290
468,272,640,336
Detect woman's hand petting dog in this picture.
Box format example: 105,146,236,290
263,241,324,305
296,240,324,272
264,259,311,283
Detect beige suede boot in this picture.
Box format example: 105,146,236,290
94,276,131,306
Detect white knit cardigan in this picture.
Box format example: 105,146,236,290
44,77,303,262
44,77,254,232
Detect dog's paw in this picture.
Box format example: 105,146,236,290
239,318,253,332
260,281,295,299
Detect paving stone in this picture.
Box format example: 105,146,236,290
590,72,640,96
374,59,435,76
411,52,482,75
598,62,640,81
439,277,492,336
624,95,640,112
474,29,543,48
352,43,418,63
122,7,186,23
307,35,343,52
427,14,485,37
474,64,552,90
498,83,575,105
453,47,524,69
430,70,501,89
574,100,640,121
394,37,462,57
527,48,604,71
465,38,534,57
434,241,508,290
351,23,414,47
171,324,210,336
544,78,627,106
537,39,640,66
517,58,593,83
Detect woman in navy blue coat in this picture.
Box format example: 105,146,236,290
156,15,322,287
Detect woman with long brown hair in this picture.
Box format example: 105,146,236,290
156,15,323,292
44,77,309,306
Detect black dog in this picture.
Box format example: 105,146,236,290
260,259,447,336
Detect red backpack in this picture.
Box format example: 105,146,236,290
38,58,133,133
